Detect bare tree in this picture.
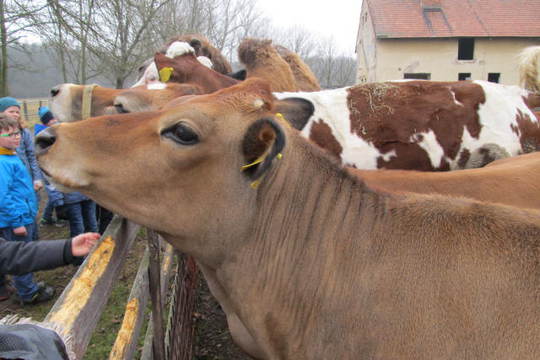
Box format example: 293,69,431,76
0,0,46,96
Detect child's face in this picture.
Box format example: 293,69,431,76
0,126,21,150
4,106,20,121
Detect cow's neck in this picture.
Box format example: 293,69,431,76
212,135,392,355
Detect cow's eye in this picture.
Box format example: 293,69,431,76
114,103,129,114
163,123,199,145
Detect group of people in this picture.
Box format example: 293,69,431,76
0,97,102,305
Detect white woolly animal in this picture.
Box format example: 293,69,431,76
518,46,540,93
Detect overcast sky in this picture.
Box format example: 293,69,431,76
257,0,363,57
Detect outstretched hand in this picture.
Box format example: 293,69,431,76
71,232,100,257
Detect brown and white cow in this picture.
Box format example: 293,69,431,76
133,33,232,87
153,42,238,92
36,78,540,359
274,80,540,170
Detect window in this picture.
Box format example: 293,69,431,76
404,73,431,80
458,73,471,81
458,38,474,60
488,73,500,83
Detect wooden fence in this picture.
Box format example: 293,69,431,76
18,98,49,125
13,215,199,359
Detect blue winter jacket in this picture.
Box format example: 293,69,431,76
0,151,38,228
16,128,43,182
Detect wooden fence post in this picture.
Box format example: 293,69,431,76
148,230,166,360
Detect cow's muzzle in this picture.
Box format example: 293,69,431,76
35,127,57,156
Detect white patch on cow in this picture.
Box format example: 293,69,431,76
275,87,388,169
50,84,75,123
411,130,446,168
253,99,264,109
147,83,167,90
197,56,213,68
449,80,538,169
132,62,159,88
166,42,195,58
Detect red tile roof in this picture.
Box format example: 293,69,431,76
365,0,540,38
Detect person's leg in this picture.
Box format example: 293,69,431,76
0,228,14,301
2,225,39,302
97,205,114,234
81,200,98,233
64,203,84,237
41,199,55,224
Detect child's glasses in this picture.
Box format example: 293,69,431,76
0,131,21,138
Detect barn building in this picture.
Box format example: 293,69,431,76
355,0,540,84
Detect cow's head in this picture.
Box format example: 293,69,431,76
50,83,203,122
49,84,123,122
37,78,286,256
133,35,233,87
154,44,238,93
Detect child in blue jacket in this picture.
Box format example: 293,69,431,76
0,113,54,305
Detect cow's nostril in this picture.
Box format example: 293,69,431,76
50,86,60,97
35,127,57,156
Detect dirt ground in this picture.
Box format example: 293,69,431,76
0,195,251,359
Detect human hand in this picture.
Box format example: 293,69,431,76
71,232,100,257
34,180,44,191
13,226,27,236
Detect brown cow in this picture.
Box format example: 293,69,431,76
237,38,298,92
49,82,202,122
350,151,540,210
37,78,540,359
273,44,320,91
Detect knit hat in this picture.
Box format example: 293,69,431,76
38,106,55,125
0,97,20,112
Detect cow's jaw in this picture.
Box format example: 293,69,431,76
50,84,77,123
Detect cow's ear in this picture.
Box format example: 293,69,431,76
273,97,314,130
190,39,202,54
228,69,247,80
241,117,286,183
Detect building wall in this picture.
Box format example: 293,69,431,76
355,4,377,83
364,37,540,84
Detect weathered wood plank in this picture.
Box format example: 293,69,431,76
168,253,199,360
148,230,166,360
141,241,175,360
109,247,150,360
44,216,140,359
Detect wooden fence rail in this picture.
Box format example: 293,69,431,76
2,215,199,359
38,216,196,360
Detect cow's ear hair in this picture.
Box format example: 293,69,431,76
228,69,247,80
241,117,286,181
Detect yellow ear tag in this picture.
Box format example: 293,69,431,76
241,155,265,171
159,67,174,82
275,113,291,128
